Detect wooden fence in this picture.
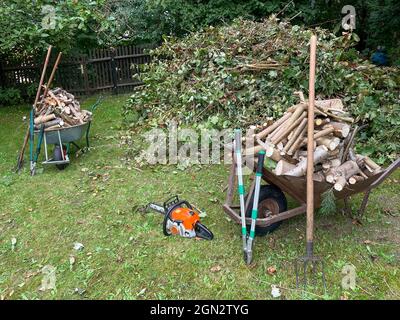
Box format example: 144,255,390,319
0,44,154,96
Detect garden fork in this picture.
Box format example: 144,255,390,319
295,34,326,290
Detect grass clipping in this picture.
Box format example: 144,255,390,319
124,15,400,162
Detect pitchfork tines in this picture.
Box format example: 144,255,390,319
295,242,326,289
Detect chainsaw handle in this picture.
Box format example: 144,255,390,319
168,200,193,213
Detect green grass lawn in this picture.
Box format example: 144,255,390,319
0,94,399,300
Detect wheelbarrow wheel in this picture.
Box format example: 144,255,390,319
53,145,69,170
245,184,287,237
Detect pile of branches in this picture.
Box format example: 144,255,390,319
34,88,92,131
244,93,382,191
124,15,400,162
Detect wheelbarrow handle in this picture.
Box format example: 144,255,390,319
90,96,103,112
369,157,400,189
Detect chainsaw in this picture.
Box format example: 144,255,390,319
146,195,214,240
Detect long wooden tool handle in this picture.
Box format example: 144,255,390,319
42,52,62,99
33,46,53,108
306,35,317,250
16,46,53,172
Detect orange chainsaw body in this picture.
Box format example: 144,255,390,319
169,207,200,235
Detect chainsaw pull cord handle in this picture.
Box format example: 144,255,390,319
246,150,266,264
234,129,248,256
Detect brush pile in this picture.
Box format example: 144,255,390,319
33,88,92,131
244,93,382,191
124,15,400,162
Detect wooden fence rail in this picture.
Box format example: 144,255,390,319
0,44,154,96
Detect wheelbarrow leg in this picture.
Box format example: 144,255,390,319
343,197,352,216
358,190,371,217
31,125,45,176
86,121,91,149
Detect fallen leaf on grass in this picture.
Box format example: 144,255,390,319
69,256,76,270
38,265,56,291
271,285,281,298
137,288,147,296
11,237,17,251
210,265,222,273
74,288,86,295
25,270,40,279
73,242,84,251
267,266,277,275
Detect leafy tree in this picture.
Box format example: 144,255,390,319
0,0,112,58
106,0,400,63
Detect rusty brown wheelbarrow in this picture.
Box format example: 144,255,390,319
223,155,400,236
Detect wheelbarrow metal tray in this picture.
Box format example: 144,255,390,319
36,122,90,144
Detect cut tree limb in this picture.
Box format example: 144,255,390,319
34,113,56,125
272,111,307,145
325,121,350,138
325,160,360,186
300,126,335,146
283,118,307,153
287,126,306,156
316,136,340,151
275,160,296,175
349,175,365,185
256,112,292,140
283,145,329,177
363,156,382,173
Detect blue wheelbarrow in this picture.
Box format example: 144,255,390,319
29,97,102,175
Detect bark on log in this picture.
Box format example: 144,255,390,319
275,160,296,175
243,145,281,162
334,176,347,191
325,160,360,185
283,145,329,177
301,126,335,146
283,117,307,153
267,117,291,141
34,113,56,125
315,118,330,127
287,127,306,156
349,175,365,185
256,112,292,140
324,121,350,138
313,171,325,182
316,136,340,151
272,111,307,145
364,156,382,173
315,99,344,111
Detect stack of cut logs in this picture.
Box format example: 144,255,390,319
243,93,382,191
33,88,92,131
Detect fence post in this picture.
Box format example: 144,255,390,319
81,55,90,95
110,48,118,94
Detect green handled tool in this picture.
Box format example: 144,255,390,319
29,109,35,175
234,129,248,262
246,149,266,264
